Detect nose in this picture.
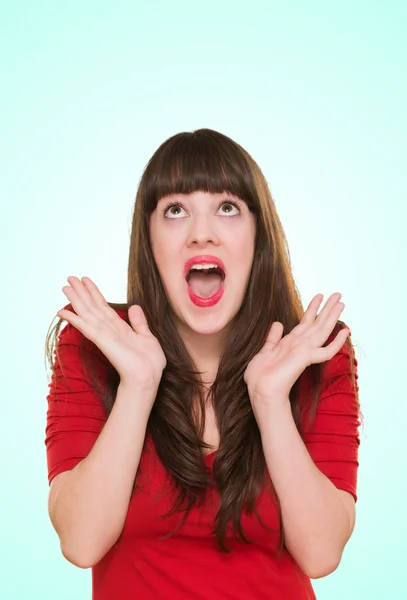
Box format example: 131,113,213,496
185,214,220,248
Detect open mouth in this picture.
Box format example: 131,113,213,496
185,266,225,299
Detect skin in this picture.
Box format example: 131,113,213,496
149,190,256,386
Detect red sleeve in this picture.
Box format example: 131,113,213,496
44,316,108,486
298,331,361,502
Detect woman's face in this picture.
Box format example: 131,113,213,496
149,191,256,337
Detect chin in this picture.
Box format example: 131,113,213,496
167,286,243,336
186,322,227,336
179,309,238,337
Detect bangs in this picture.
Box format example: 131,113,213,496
142,129,258,214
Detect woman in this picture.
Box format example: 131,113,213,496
44,128,361,599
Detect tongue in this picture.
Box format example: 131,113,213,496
188,272,223,298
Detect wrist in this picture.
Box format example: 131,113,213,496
118,377,159,398
251,391,290,410
251,392,291,424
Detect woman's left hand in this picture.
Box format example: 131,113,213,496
244,292,350,406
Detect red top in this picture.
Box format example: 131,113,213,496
45,306,360,600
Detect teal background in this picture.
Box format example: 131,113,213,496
1,1,405,598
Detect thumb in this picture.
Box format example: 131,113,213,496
128,305,150,335
264,321,284,349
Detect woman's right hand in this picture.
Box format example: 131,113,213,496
56,276,167,391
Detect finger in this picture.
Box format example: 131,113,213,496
64,276,94,314
291,294,324,334
316,301,345,345
81,277,110,309
128,305,151,336
61,284,92,319
56,307,83,331
311,327,350,364
81,277,127,325
314,292,342,327
264,321,284,349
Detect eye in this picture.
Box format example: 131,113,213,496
163,199,242,219
219,200,241,215
163,202,185,218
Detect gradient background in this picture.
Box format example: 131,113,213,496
1,1,405,598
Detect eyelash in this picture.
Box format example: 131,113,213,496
162,199,243,218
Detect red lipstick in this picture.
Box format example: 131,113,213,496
184,255,226,308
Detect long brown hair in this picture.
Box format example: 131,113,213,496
45,128,361,555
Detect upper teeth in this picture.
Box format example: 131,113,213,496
190,263,219,270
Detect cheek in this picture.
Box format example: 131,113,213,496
235,245,255,286
234,231,255,262
155,247,179,287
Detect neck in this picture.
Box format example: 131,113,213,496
178,326,227,389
